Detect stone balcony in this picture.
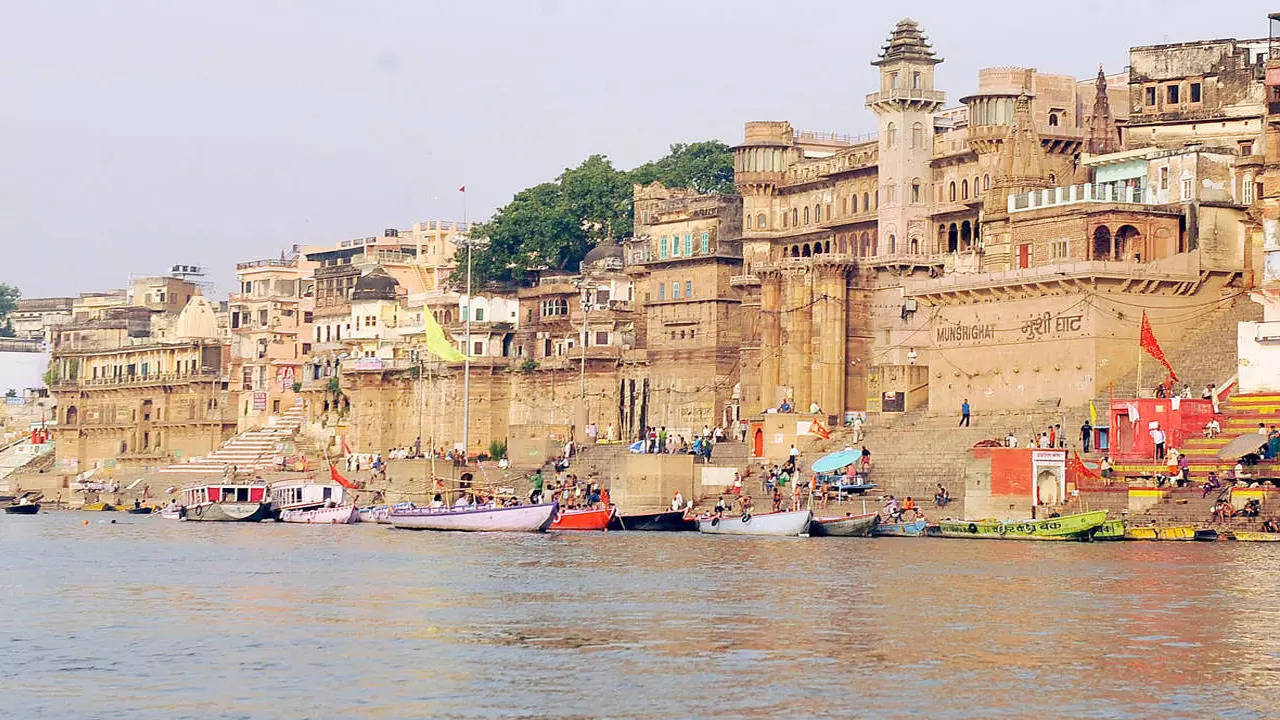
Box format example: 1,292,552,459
52,370,225,391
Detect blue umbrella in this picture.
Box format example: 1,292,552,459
810,449,862,473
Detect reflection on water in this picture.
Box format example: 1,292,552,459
2,514,1278,719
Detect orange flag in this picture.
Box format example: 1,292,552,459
1139,311,1178,381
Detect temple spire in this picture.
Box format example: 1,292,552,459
1086,65,1120,155
995,70,1050,200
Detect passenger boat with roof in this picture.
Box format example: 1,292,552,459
270,480,359,523
178,482,273,522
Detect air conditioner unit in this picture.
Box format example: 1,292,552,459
1256,322,1280,343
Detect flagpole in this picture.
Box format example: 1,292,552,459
461,186,471,462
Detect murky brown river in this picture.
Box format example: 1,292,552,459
3,512,1278,718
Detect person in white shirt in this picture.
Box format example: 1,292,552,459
789,444,799,460
671,491,684,511
1006,433,1018,448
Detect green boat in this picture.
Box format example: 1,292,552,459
934,510,1109,541
1092,518,1125,541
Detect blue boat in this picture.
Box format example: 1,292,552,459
871,518,928,537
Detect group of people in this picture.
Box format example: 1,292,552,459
639,425,725,460
1003,425,1068,449
528,470,609,511
880,494,925,523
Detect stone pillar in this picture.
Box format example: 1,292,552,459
811,266,827,414
820,263,848,416
759,270,781,412
790,269,812,409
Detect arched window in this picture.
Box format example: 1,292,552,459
961,179,968,200
887,123,897,148
863,192,870,211
887,184,897,203
756,212,766,229
911,181,921,203
803,207,810,225
974,176,980,196
949,182,956,202
852,194,859,213
912,72,921,90
911,122,923,149
983,174,990,190
1048,113,1059,127
745,213,752,230
792,208,798,226
888,235,896,254
1048,172,1057,185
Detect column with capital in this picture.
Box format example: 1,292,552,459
759,270,782,412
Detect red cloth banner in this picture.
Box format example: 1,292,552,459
329,463,361,490
1139,311,1178,381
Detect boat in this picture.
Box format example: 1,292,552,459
871,518,928,537
934,510,1108,541
270,480,356,519
158,504,184,520
178,482,273,522
1123,524,1196,541
697,509,812,536
1232,531,1280,542
1092,519,1125,540
4,502,40,515
809,512,878,537
359,506,389,524
81,502,117,512
280,504,360,524
1194,528,1221,541
390,502,558,532
550,505,616,531
610,509,697,531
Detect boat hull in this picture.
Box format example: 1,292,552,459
698,509,812,536
1124,524,1196,541
935,510,1108,541
391,502,557,532
81,502,116,512
611,509,696,531
4,504,39,515
281,505,360,524
810,512,878,537
185,501,274,522
550,506,615,531
872,519,928,537
1232,531,1280,542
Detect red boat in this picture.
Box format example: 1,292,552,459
550,505,616,531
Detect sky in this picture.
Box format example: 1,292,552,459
1,0,1271,298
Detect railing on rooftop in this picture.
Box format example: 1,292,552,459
236,258,296,271
1009,182,1151,213
53,370,224,390
794,129,876,146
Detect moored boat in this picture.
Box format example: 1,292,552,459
1232,531,1280,542
1194,528,1221,541
390,502,558,532
550,505,616,531
871,518,928,537
4,502,40,515
1124,524,1196,541
610,508,696,531
81,502,117,512
697,509,812,536
270,480,355,519
934,510,1108,541
1092,519,1125,540
809,512,878,537
280,505,360,524
179,482,273,522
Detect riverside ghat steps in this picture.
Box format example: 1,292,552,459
155,400,309,477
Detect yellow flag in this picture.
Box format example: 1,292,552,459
422,310,466,362
1089,400,1097,426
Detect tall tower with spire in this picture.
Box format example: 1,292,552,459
867,19,944,256
1086,66,1121,155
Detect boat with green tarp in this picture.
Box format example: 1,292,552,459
932,510,1108,541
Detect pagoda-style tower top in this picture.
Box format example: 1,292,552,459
872,18,942,66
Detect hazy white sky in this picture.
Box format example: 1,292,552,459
1,0,1270,297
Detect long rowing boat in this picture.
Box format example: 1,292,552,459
871,518,928,537
1232,531,1280,542
933,510,1108,541
809,512,878,537
550,506,615,531
280,505,360,524
1124,524,1197,541
697,509,812,537
391,502,558,533
611,509,697,531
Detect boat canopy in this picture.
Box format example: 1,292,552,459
810,448,862,473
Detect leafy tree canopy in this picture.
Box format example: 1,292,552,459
456,141,734,287
0,284,18,322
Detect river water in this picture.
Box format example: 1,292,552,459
3,513,1278,719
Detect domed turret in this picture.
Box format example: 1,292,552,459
582,239,623,270
351,267,399,301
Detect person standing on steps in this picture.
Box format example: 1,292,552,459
1081,419,1092,453
959,399,971,427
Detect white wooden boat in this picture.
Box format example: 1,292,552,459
280,505,360,524
270,481,354,514
697,509,812,537
391,502,558,533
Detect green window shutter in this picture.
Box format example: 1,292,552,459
700,232,709,254
660,236,668,258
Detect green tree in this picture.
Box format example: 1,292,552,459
457,142,733,288
0,284,19,328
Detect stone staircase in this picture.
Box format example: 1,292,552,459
804,407,1075,517
157,400,307,476
1095,293,1260,406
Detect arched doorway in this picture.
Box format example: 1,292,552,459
947,223,958,253
1036,468,1062,505
65,405,78,425
937,224,947,254
1116,225,1142,261
1092,226,1113,260
960,221,972,251
753,428,764,458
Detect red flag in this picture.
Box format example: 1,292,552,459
1067,451,1099,481
1139,311,1178,381
458,185,466,192
808,419,830,440
329,462,360,490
